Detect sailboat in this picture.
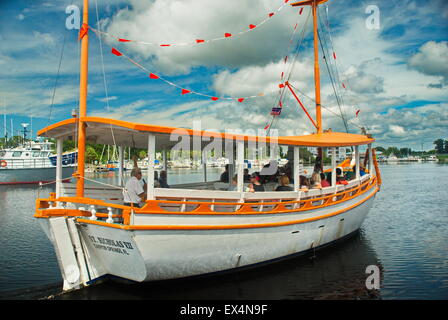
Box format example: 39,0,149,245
34,0,381,292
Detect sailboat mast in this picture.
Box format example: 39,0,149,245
76,0,89,197
312,1,322,134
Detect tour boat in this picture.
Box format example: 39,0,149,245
0,139,77,184
34,0,382,292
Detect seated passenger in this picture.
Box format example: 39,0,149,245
275,175,294,191
220,164,230,183
336,168,348,185
159,170,170,188
228,175,238,191
310,172,322,189
243,168,251,183
320,172,331,187
154,171,161,188
299,175,310,191
248,172,265,192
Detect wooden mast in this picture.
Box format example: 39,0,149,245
312,1,322,134
76,0,89,197
290,0,327,134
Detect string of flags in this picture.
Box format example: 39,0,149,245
107,45,279,102
90,0,292,47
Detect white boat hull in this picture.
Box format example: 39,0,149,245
39,185,376,286
0,166,75,184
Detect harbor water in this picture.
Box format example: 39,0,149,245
0,163,447,299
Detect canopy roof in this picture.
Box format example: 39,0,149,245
37,117,374,149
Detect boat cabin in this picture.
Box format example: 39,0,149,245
37,116,378,218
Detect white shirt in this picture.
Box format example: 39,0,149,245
123,176,145,204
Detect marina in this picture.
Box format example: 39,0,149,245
0,163,447,299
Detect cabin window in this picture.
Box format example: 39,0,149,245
40,152,49,157
0,151,5,157
32,151,40,157
12,151,22,157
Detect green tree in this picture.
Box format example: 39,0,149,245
433,139,444,154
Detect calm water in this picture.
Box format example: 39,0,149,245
0,163,447,299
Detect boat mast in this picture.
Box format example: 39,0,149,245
76,0,89,197
312,1,322,134
291,0,327,134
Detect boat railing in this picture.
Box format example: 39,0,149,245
0,158,53,169
36,174,376,223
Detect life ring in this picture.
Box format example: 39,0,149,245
0,160,7,168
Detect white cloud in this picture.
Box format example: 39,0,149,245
408,41,448,84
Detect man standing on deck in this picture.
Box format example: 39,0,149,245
123,168,146,207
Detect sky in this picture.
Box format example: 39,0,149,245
0,0,447,150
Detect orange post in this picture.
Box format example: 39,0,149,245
76,0,89,197
312,1,322,134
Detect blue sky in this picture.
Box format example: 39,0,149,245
0,0,447,150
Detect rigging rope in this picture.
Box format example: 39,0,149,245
89,0,291,47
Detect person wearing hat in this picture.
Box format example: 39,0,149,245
248,172,265,192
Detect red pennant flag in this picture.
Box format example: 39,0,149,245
118,38,131,42
284,56,288,63
342,82,346,89
238,98,245,102
355,109,360,117
160,44,171,47
181,89,191,95
249,24,256,29
111,48,122,56
279,100,283,107
196,39,205,43
268,12,275,18
333,52,337,59
264,124,270,130
284,0,290,3
281,72,284,78
224,33,232,38
294,23,298,30
78,23,88,40
149,73,159,79
279,83,285,88
211,97,219,101
299,8,303,15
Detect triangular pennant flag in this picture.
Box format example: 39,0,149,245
299,8,303,15
118,38,131,42
279,100,283,107
181,89,191,95
264,124,270,130
78,23,88,40
196,39,205,43
355,109,360,117
149,73,159,79
249,24,256,29
211,97,219,101
160,44,171,47
268,12,275,18
333,52,337,59
111,48,122,56
238,98,245,102
224,33,232,38
284,56,288,63
279,83,285,88
342,82,346,89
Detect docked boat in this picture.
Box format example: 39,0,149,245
34,0,381,292
0,139,76,184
